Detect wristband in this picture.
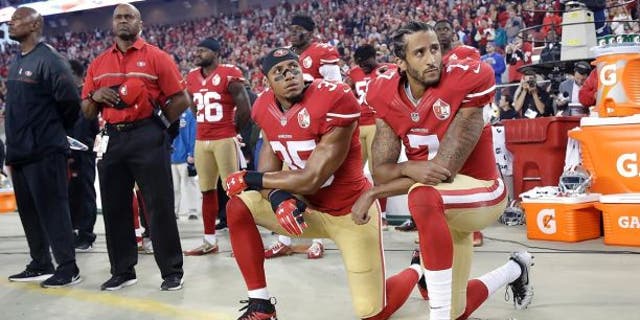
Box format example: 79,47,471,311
268,189,295,212
244,171,264,190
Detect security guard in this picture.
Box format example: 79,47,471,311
67,59,100,252
81,3,190,291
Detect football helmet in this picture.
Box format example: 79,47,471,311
558,166,592,196
499,200,525,226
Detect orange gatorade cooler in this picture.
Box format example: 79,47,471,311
0,188,17,213
596,193,640,247
569,116,640,194
521,194,601,242
592,44,640,117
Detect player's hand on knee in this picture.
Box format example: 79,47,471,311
226,170,264,196
351,190,374,225
226,171,248,196
402,161,451,185
269,189,308,235
275,198,308,236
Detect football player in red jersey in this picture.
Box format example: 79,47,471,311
435,20,481,64
435,19,485,246
346,44,397,230
356,22,534,320
224,48,422,320
264,14,342,259
290,14,342,82
183,38,252,255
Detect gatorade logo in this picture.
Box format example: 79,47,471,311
617,153,639,178
537,209,557,235
618,216,640,229
599,64,617,86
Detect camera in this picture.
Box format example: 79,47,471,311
527,79,536,88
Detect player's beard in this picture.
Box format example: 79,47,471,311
195,57,213,68
406,63,441,88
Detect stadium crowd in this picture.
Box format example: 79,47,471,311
0,0,635,95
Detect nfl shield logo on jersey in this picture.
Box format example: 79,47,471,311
297,108,311,128
432,99,451,120
410,112,420,122
303,56,313,69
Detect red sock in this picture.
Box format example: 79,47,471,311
202,190,218,235
132,191,140,230
456,279,489,320
227,197,266,290
378,197,387,214
409,186,453,270
364,268,420,320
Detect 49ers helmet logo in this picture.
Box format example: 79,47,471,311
432,99,451,120
273,48,289,57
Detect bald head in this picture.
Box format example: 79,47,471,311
112,3,143,42
8,6,43,43
114,3,141,20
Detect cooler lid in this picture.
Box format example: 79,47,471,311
593,44,640,57
580,114,640,127
521,193,601,204
599,193,640,203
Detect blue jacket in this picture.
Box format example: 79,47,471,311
171,109,196,164
481,52,506,85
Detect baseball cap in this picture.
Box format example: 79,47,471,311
118,78,148,108
574,61,591,75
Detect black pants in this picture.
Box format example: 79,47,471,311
12,153,77,275
98,121,183,279
69,150,97,244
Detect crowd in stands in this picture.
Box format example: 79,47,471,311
0,0,638,111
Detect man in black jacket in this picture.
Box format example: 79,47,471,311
5,7,82,287
68,59,99,251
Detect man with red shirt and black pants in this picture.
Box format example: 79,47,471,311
81,3,190,291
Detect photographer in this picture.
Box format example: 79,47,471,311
513,70,554,118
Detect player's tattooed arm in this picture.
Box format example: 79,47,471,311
432,107,485,177
370,119,403,185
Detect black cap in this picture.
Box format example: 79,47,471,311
291,14,315,31
574,61,591,75
261,47,299,75
197,38,220,52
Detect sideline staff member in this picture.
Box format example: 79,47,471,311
81,3,190,291
5,7,81,288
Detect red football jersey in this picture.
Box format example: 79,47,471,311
347,63,397,126
367,58,498,181
299,42,340,81
252,79,369,216
443,45,481,64
186,64,245,140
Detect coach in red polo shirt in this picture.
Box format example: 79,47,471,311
80,3,190,292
